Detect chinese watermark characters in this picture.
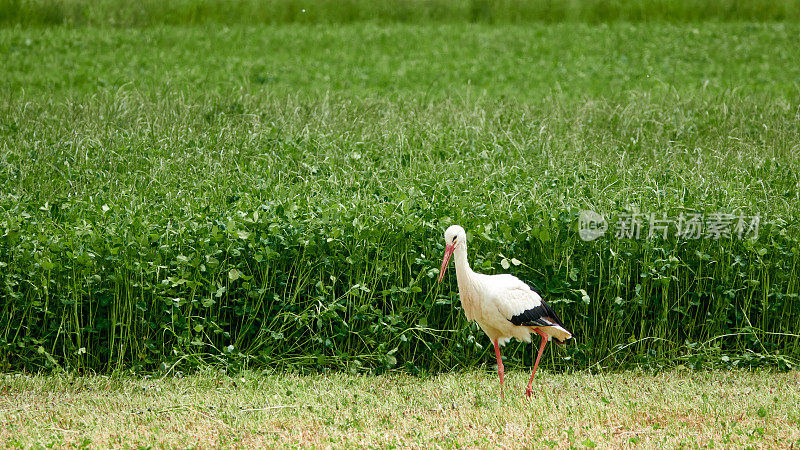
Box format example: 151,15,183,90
578,211,760,242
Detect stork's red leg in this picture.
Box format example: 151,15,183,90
525,329,549,398
492,339,505,400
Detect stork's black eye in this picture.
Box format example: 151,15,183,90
452,236,457,243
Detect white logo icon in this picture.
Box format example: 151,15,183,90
578,210,607,241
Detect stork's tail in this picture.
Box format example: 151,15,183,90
542,323,572,345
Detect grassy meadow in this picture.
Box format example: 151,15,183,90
1,370,798,447
2,19,800,377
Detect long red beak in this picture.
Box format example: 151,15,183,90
438,244,455,283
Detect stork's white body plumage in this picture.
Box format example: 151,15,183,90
438,225,572,398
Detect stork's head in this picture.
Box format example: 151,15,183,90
438,225,466,283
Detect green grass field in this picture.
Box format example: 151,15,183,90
3,5,800,448
1,370,798,447
2,21,800,376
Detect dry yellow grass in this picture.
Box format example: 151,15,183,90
1,370,798,448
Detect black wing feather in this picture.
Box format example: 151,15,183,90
507,284,569,330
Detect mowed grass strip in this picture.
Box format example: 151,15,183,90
0,371,798,447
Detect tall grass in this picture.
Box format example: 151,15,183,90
1,24,799,374
2,0,800,27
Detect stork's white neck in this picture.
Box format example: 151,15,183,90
453,243,475,292
453,244,475,284
452,243,479,321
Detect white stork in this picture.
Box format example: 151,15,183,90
437,225,572,398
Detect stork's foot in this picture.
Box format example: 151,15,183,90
524,387,532,398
